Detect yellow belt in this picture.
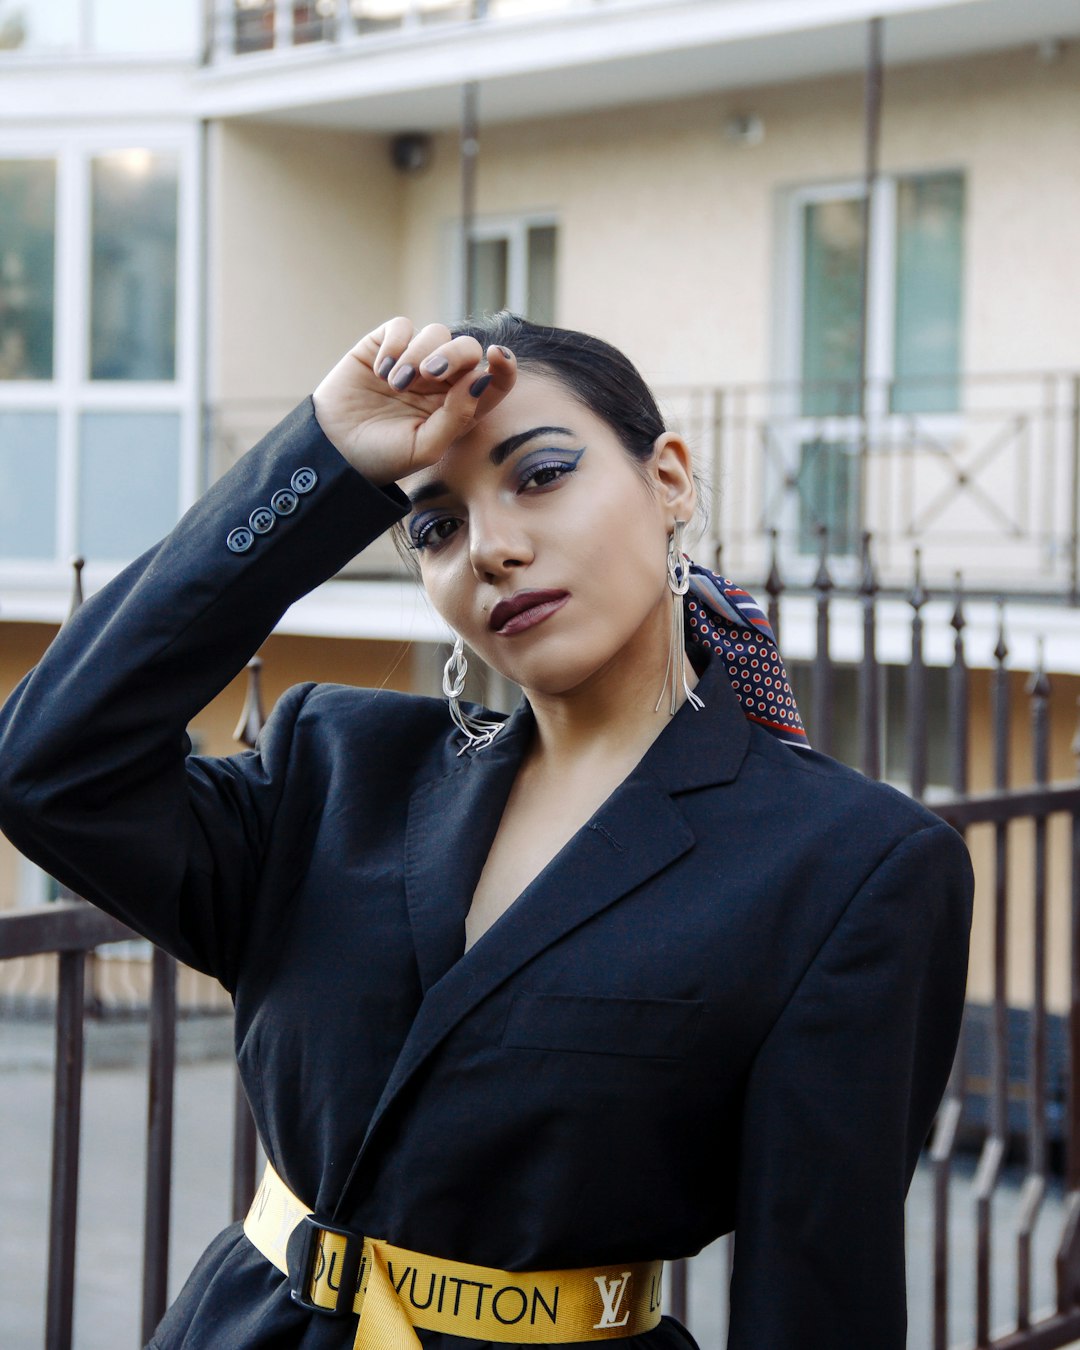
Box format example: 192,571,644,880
244,1161,664,1350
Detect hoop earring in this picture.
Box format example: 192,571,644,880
656,521,705,717
442,634,504,754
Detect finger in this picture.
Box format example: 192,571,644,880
468,343,516,412
383,322,455,392
417,334,484,384
370,316,417,383
414,345,517,461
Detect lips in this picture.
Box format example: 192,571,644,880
489,589,570,635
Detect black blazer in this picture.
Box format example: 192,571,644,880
0,401,974,1350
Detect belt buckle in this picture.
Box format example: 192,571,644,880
288,1213,365,1318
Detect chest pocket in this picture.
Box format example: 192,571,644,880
501,992,702,1059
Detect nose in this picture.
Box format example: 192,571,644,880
468,501,533,582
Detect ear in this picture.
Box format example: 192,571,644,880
649,431,697,525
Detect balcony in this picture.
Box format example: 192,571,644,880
210,369,1080,604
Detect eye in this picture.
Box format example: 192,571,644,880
409,513,461,552
516,448,585,493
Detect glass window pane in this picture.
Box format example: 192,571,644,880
526,225,557,326
78,411,180,559
467,238,507,318
800,198,863,417
796,438,860,556
892,173,964,414
0,159,56,381
0,0,80,51
90,150,179,381
0,410,57,558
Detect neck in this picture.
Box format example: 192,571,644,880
521,603,700,772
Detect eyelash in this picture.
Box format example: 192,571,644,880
408,452,582,552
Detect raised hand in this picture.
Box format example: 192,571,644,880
312,318,516,487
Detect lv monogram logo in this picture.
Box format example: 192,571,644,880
593,1272,632,1330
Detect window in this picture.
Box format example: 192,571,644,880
780,171,965,558
458,217,557,324
0,159,56,380
90,150,179,381
0,134,196,577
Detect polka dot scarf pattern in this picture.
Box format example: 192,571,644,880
684,563,809,748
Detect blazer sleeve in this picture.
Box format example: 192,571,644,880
726,818,973,1350
0,399,409,988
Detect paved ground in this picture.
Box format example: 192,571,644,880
0,1039,1073,1350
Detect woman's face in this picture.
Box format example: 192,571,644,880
401,370,692,701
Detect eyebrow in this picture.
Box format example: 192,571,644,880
406,425,577,508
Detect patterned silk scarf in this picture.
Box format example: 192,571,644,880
685,564,809,748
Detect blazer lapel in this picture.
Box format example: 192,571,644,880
337,656,752,1216
403,701,533,993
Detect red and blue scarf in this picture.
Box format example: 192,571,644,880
685,564,809,748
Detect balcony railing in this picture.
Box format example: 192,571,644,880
201,0,613,63
209,370,1080,599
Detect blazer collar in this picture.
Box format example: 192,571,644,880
335,654,752,1219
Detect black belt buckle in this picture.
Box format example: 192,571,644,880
287,1213,365,1318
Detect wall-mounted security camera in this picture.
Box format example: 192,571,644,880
390,132,433,174
723,113,765,147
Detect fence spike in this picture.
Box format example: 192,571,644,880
765,528,783,600
233,656,266,749
66,557,85,622
764,528,783,647
950,571,966,635
859,530,879,598
813,524,833,594
908,547,928,612
994,597,1009,666
1027,637,1051,703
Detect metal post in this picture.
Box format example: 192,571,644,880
461,80,479,316
141,948,177,1342
460,0,486,317
45,952,86,1350
856,17,883,531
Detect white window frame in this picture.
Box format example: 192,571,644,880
443,211,558,321
0,122,201,597
772,171,965,581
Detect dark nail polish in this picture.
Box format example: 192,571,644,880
376,356,394,379
389,364,416,391
497,346,513,360
421,355,449,376
469,373,492,398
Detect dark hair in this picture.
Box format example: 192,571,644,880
452,312,666,467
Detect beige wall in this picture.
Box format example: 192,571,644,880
210,120,406,419
388,45,1080,387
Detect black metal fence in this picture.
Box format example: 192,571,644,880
4,539,1080,1347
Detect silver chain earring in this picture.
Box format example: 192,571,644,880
656,521,705,717
442,634,504,754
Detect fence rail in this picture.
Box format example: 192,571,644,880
5,550,1080,1347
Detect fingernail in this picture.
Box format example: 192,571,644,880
497,346,513,360
376,356,394,379
469,373,492,398
420,355,448,376
389,364,416,391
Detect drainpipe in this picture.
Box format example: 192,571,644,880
856,18,883,524
460,0,487,316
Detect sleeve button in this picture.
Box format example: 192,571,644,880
249,506,276,534
291,467,317,494
227,527,254,554
271,488,298,516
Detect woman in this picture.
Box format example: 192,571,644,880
0,315,973,1350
